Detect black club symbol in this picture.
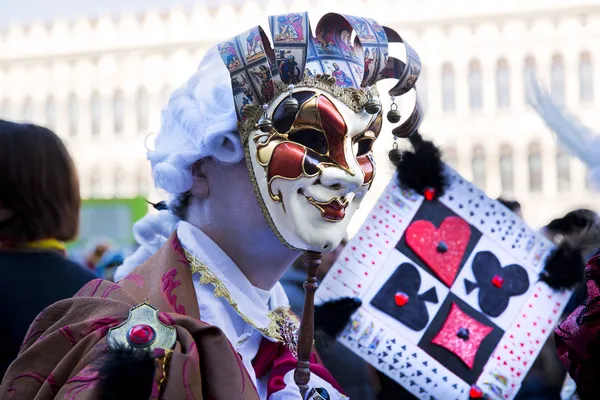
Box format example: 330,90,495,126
464,251,530,317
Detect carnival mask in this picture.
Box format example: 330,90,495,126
218,12,421,251
247,89,383,251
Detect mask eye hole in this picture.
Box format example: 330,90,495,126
353,131,376,157
288,129,328,155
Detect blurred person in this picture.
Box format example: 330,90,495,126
94,249,125,281
0,120,96,378
1,12,422,400
497,197,523,219
82,237,115,271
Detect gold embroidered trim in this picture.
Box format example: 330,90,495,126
238,74,380,142
185,249,297,342
155,349,172,396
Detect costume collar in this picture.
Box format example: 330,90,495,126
177,222,293,342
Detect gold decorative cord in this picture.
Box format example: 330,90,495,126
185,249,297,342
155,349,173,396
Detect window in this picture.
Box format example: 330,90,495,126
556,148,571,192
90,168,101,197
68,93,78,137
499,145,514,194
551,54,565,104
114,167,125,197
91,91,101,136
496,59,510,109
472,146,486,190
445,147,458,170
579,52,593,103
528,143,543,192
113,90,124,135
136,88,149,132
417,68,428,112
468,60,483,110
22,97,33,121
523,56,536,103
441,63,455,112
45,96,56,130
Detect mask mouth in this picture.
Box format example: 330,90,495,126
304,195,349,222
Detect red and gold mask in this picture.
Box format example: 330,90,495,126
247,88,382,251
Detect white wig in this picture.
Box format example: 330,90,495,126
115,46,242,281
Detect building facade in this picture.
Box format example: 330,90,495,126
0,0,599,232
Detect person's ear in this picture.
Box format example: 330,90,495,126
190,162,209,198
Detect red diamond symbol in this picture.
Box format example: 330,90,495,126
394,292,409,307
492,275,504,288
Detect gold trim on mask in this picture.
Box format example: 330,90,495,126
237,74,380,143
305,196,349,223
185,249,298,342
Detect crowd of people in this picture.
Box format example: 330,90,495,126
0,10,599,400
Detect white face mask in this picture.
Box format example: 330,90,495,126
246,88,383,252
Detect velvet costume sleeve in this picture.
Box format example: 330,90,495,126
0,279,260,400
554,249,600,399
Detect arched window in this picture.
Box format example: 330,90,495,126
68,93,78,137
444,147,458,170
113,90,124,135
472,146,486,189
114,167,125,197
22,97,33,121
551,54,565,104
91,91,101,136
579,52,593,103
45,96,56,130
468,60,483,110
417,68,428,112
556,147,571,192
528,143,543,192
499,144,514,194
496,58,510,109
523,56,536,103
136,88,149,132
441,63,455,112
90,168,101,198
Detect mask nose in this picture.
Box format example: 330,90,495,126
318,165,364,195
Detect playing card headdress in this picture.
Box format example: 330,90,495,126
218,12,422,141
218,12,422,397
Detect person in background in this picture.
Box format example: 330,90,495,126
497,197,523,219
0,120,96,378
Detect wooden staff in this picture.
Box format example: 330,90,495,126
294,250,321,398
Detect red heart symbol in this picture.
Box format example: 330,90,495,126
405,216,471,286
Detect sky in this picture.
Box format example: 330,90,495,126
0,0,214,29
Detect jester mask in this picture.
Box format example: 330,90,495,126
219,12,422,251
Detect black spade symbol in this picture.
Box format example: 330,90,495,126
371,263,439,331
463,251,530,317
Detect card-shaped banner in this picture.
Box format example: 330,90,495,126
316,166,572,400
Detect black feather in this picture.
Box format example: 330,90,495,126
314,297,362,338
540,242,586,290
389,132,448,199
97,345,155,400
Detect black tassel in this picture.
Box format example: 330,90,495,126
314,297,362,338
388,132,448,199
146,200,168,211
539,242,586,291
97,345,155,400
